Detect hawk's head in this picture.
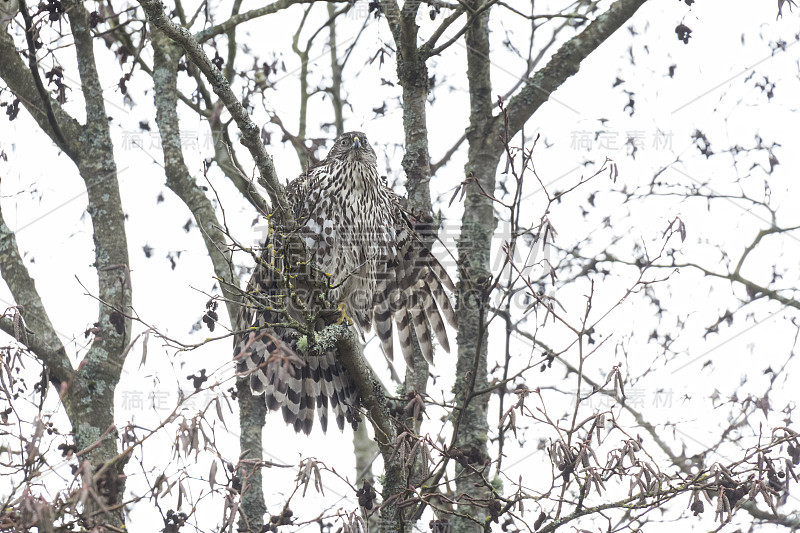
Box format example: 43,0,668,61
328,131,377,166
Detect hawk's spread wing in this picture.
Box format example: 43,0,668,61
372,205,457,368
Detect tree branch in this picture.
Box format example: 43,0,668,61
64,0,132,353
138,0,292,222
421,0,500,59
0,207,73,387
0,28,81,157
450,1,496,529
209,112,270,214
333,326,396,447
151,27,238,319
498,0,649,149
17,0,75,160
194,0,347,43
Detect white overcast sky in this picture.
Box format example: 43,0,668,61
1,0,799,530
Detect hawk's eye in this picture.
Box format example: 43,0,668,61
340,138,351,146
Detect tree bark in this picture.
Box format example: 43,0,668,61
0,1,133,526
452,3,497,531
377,1,440,528
491,0,650,154
149,26,269,531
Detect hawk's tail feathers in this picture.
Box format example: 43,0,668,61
234,333,359,434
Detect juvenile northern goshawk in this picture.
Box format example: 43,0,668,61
234,132,456,434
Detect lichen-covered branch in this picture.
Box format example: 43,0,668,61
499,0,649,147
333,326,406,528
451,2,497,531
151,27,238,316
194,0,346,42
373,0,433,402
137,0,292,221
64,0,132,352
374,2,445,523
0,206,72,388
379,0,431,213
150,26,269,531
0,1,133,527
0,29,81,156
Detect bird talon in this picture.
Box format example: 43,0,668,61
334,303,352,326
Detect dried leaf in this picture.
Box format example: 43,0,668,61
595,413,605,443
119,331,142,361
178,481,185,509
209,460,218,489
408,438,421,468
760,484,778,515
140,329,150,368
215,397,227,430
313,462,324,495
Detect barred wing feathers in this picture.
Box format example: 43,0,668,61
373,207,457,368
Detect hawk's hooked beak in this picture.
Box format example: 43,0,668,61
352,136,361,150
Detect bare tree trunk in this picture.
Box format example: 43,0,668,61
452,5,497,532
0,1,132,526
148,25,269,531
372,1,438,529
236,379,268,531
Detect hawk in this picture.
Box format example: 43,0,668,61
234,132,456,434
